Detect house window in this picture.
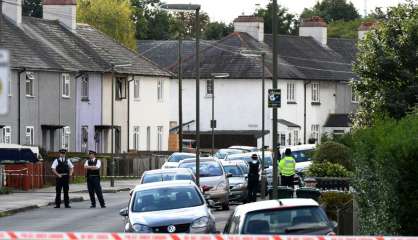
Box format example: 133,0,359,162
288,132,292,146
311,124,320,143
116,77,127,100
312,83,320,103
157,80,164,101
133,126,140,150
351,86,359,103
62,73,70,98
287,82,295,102
25,72,35,97
62,126,71,150
279,133,286,147
146,126,151,151
81,126,88,152
1,126,11,144
25,126,34,146
294,130,299,145
81,76,89,101
8,74,12,96
157,126,163,151
206,79,214,96
134,79,140,100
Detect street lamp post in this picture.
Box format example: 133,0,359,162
272,0,280,199
210,73,230,156
160,3,201,185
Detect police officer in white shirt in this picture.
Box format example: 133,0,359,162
51,149,74,208
84,150,106,208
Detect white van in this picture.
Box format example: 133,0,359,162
0,144,42,163
279,144,316,172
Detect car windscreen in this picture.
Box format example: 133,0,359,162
223,165,244,177
214,149,244,159
261,155,273,167
142,173,193,183
179,161,223,177
291,150,314,163
132,186,203,212
242,206,330,235
167,154,195,162
227,155,252,162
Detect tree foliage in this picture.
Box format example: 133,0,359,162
327,19,363,39
77,0,137,50
301,0,360,23
313,141,352,170
353,2,418,127
204,22,233,40
255,3,298,35
22,0,42,18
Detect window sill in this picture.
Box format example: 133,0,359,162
287,101,297,105
205,94,214,98
62,96,71,99
134,98,141,102
26,95,36,98
311,102,321,106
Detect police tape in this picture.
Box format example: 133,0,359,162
0,232,417,240
2,172,140,178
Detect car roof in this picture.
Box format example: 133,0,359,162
133,180,196,191
280,144,316,152
229,146,257,150
221,161,242,167
142,168,192,175
234,199,319,215
171,152,196,156
179,157,217,163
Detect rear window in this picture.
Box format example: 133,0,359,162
142,173,193,183
167,154,195,162
224,165,244,177
179,161,223,177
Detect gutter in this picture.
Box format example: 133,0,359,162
17,68,26,144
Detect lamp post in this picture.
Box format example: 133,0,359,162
272,0,280,198
210,73,229,156
161,3,201,185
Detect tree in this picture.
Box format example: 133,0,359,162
204,22,233,40
353,2,418,127
327,19,363,39
301,0,360,23
77,0,137,50
23,0,42,18
255,3,298,35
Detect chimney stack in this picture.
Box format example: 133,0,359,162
43,0,77,32
299,16,328,45
358,21,376,40
2,0,22,27
233,15,264,42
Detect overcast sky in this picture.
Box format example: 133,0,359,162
163,0,407,23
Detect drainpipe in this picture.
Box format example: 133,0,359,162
74,72,84,152
304,80,311,144
17,68,26,145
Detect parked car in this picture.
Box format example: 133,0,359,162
225,160,249,174
225,151,272,169
121,180,216,233
140,168,196,184
228,146,257,152
280,144,316,173
178,158,231,210
161,152,196,169
214,148,247,160
223,199,337,235
222,162,248,203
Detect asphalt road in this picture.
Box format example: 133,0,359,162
0,191,234,233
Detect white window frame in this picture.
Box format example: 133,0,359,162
146,126,151,151
133,126,140,150
81,75,89,101
62,73,71,98
157,80,164,101
206,79,214,96
81,126,88,152
279,133,286,147
287,82,296,102
312,83,320,103
311,124,320,143
116,77,127,100
1,126,11,144
157,126,163,151
134,79,141,100
8,72,12,96
25,72,35,97
294,130,299,146
25,126,34,146
351,86,359,103
62,126,71,150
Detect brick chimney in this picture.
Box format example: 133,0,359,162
358,21,376,40
233,15,264,42
299,16,327,45
2,0,22,27
43,0,77,32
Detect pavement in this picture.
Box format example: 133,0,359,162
0,179,138,217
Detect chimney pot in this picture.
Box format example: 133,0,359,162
233,15,264,42
299,16,328,45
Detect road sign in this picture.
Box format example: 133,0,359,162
0,49,10,115
268,89,281,108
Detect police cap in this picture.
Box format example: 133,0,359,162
89,150,97,155
59,149,67,154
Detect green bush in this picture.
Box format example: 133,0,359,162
313,141,353,170
307,161,352,178
320,191,353,221
351,113,418,235
0,187,11,195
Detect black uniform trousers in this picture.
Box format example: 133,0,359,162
55,175,70,207
87,176,105,207
247,174,259,202
281,175,295,188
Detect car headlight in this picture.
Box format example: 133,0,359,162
191,216,209,228
215,182,227,191
132,223,152,233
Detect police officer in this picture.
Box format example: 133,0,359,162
279,148,296,188
84,150,106,208
51,149,73,208
247,153,260,203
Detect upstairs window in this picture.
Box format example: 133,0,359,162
81,75,89,101
134,79,141,100
62,73,70,98
26,72,35,97
116,77,127,100
287,82,296,102
206,79,214,96
311,83,320,103
157,80,164,101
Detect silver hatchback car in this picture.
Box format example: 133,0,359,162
120,180,216,233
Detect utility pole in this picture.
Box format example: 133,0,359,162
110,67,115,187
178,13,184,153
261,52,266,199
272,0,280,199
195,7,201,186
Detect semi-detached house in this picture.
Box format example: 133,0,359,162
138,16,362,149
0,0,172,153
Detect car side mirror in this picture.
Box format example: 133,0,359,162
119,208,128,217
226,173,233,178
207,199,216,208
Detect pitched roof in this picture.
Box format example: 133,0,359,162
327,38,357,63
77,24,171,77
324,114,352,128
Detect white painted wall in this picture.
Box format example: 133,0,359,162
129,76,171,151
43,5,76,32
2,0,22,27
233,22,264,42
299,27,328,45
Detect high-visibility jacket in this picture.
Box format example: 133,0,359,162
279,156,296,176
